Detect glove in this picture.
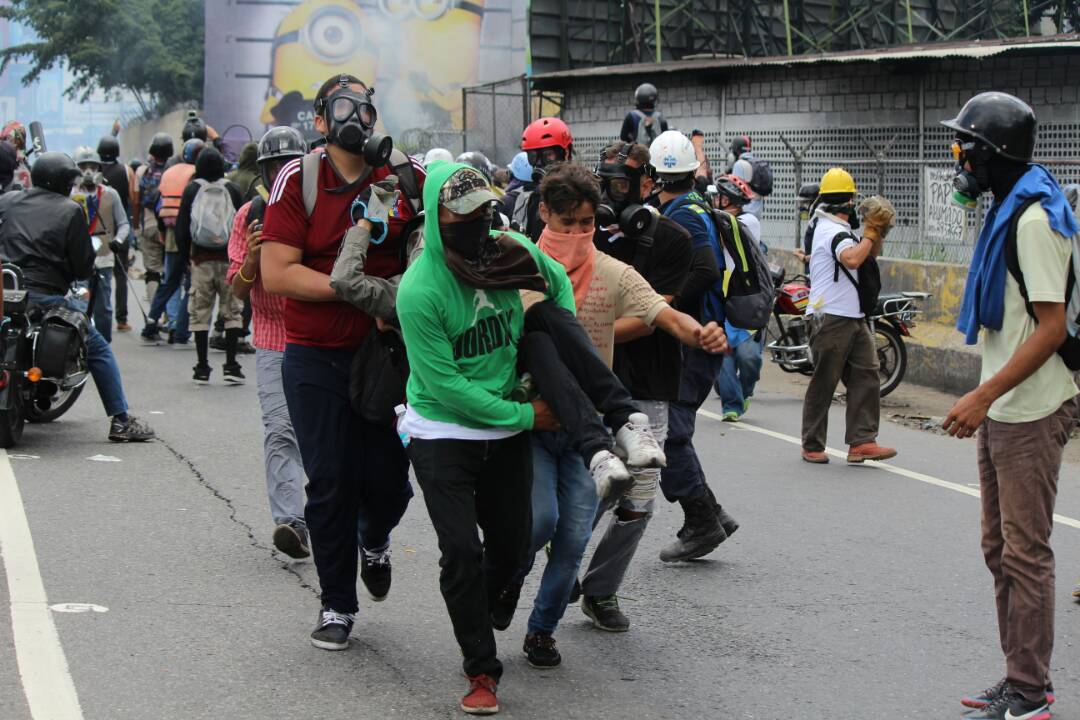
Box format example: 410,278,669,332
108,239,127,257
858,195,896,241
350,176,400,245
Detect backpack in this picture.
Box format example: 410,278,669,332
747,155,774,197
1004,198,1080,370
510,188,534,234
703,205,775,329
830,231,881,317
631,109,663,145
138,163,164,218
299,147,422,217
190,178,236,250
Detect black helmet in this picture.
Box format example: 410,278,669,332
455,151,494,182
97,135,120,163
31,152,80,196
634,83,658,110
182,116,208,142
941,91,1036,162
149,132,174,162
257,126,306,164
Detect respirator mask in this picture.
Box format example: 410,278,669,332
79,167,101,189
317,77,393,167
950,138,990,210
526,146,567,184
595,150,653,238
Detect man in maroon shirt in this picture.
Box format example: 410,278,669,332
261,74,421,651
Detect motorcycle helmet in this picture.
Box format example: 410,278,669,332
182,138,206,164
257,126,306,189
182,114,209,142
456,151,494,182
97,135,121,163
31,152,80,196
941,91,1036,162
149,133,174,162
634,83,658,110
423,147,454,167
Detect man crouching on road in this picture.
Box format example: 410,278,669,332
944,92,1079,720
799,167,896,464
395,162,570,716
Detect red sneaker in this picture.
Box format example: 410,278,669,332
460,674,499,715
847,442,897,463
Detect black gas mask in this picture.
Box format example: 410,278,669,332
316,77,393,167
595,150,652,237
526,146,567,184
950,137,991,210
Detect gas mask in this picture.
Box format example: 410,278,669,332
526,146,567,184
317,78,393,167
950,139,990,210
79,168,101,189
595,152,652,237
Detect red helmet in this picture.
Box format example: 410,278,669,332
521,117,573,151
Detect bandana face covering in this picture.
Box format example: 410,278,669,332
538,226,596,308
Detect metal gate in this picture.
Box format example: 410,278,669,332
461,76,563,166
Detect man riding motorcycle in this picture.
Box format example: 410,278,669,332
0,151,155,442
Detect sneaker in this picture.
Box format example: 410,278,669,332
581,594,629,632
116,322,132,332
272,522,310,559
310,607,354,651
490,580,522,631
742,397,752,414
107,415,156,442
360,545,392,601
523,632,561,668
589,450,633,503
236,340,256,355
962,680,1055,710
721,411,740,422
192,364,211,385
140,322,161,344
659,495,727,563
209,333,226,352
801,449,829,464
460,674,499,715
222,363,246,385
964,686,1051,720
847,442,897,463
614,412,666,468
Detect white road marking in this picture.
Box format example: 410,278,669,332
698,409,1080,531
86,454,122,463
0,450,84,719
49,604,108,614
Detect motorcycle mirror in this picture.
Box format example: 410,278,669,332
28,121,46,155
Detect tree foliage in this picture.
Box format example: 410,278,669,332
0,0,205,109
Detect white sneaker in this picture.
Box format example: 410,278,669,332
615,413,666,468
589,450,633,503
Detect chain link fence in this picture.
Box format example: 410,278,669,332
461,76,563,166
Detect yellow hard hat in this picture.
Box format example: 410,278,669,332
819,167,857,196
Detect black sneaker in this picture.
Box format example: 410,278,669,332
962,680,1055,710
236,340,256,355
108,415,156,442
192,364,211,385
209,333,226,351
581,594,630,632
490,580,522,631
272,522,310,559
222,363,245,385
360,545,392,601
310,607,354,651
964,686,1051,720
523,632,561,668
140,322,161,344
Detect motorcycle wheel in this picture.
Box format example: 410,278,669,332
26,383,85,424
0,392,26,448
875,322,907,398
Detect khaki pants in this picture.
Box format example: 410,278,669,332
188,259,241,332
800,313,879,451
139,221,165,301
978,397,1078,701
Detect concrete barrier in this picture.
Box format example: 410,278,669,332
770,247,980,395
118,108,192,163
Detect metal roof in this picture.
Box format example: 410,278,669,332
530,34,1080,88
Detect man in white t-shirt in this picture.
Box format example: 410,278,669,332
800,168,896,464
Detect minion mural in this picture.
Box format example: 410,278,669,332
254,0,487,142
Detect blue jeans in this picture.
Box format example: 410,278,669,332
715,336,763,415
526,429,599,635
90,267,113,344
661,347,722,503
149,251,189,341
28,293,128,418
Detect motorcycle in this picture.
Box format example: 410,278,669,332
0,264,90,447
764,265,930,397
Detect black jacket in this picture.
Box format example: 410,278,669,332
101,162,131,215
0,188,94,295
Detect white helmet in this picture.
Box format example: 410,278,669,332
649,130,700,175
423,148,454,168
732,157,754,184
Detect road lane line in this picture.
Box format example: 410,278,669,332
0,450,84,720
699,409,1080,531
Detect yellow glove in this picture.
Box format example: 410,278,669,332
858,195,896,242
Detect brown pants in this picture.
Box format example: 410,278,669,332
978,397,1078,701
801,314,880,451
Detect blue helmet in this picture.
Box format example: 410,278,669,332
509,151,533,183
182,138,205,164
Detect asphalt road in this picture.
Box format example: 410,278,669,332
4,303,1080,720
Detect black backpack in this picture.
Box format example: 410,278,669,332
830,231,881,317
1005,198,1080,370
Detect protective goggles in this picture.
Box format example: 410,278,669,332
315,90,377,128
597,164,643,202
526,146,566,168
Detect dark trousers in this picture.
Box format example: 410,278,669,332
660,346,721,502
114,252,128,323
521,301,638,462
978,398,1078,701
800,314,880,451
409,433,533,679
282,343,413,614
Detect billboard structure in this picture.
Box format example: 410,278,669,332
204,0,527,155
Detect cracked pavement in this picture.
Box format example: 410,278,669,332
4,298,1080,719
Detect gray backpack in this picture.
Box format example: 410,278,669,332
190,179,235,250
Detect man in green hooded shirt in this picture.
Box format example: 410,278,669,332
396,162,569,715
